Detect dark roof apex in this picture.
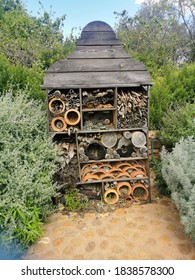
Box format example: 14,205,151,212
82,21,114,32
77,20,120,46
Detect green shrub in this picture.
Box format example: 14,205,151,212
150,159,170,196
65,190,88,211
0,54,44,100
161,137,195,241
0,90,57,257
157,103,195,148
150,64,195,129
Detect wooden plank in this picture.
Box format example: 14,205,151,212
77,21,120,46
82,21,114,32
42,83,149,89
68,46,130,59
43,71,151,88
80,31,116,40
47,58,147,72
77,38,120,46
76,176,149,185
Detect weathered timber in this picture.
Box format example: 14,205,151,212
42,21,151,89
77,21,120,46
68,46,130,59
47,58,147,73
42,72,151,89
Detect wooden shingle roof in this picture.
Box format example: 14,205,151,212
42,21,151,89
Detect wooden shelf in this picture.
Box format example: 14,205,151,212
82,107,115,112
76,176,149,185
79,157,147,164
77,127,148,134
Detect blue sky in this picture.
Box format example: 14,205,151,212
23,0,143,37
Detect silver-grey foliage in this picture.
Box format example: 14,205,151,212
161,136,195,241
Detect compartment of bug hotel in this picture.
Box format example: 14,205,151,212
47,89,81,133
117,87,148,129
83,110,115,130
80,159,148,182
77,184,102,200
103,179,149,205
82,88,115,110
77,130,148,163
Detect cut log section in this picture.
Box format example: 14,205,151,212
101,132,118,148
85,142,106,160
131,131,146,147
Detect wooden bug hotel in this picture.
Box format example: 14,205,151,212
42,21,152,205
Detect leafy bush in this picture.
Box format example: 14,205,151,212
0,90,57,258
150,159,170,196
157,103,195,148
150,64,195,129
161,137,195,241
0,54,44,100
65,190,88,211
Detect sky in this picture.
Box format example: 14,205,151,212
23,0,145,37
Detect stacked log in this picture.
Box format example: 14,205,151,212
53,137,79,188
117,89,148,128
148,131,162,159
78,131,148,163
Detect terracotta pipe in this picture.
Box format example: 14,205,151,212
109,167,123,177
130,170,147,178
82,174,100,182
100,173,115,180
132,183,149,202
64,109,81,126
116,181,132,197
104,188,119,205
133,164,146,173
116,172,131,179
49,98,65,114
51,116,67,132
